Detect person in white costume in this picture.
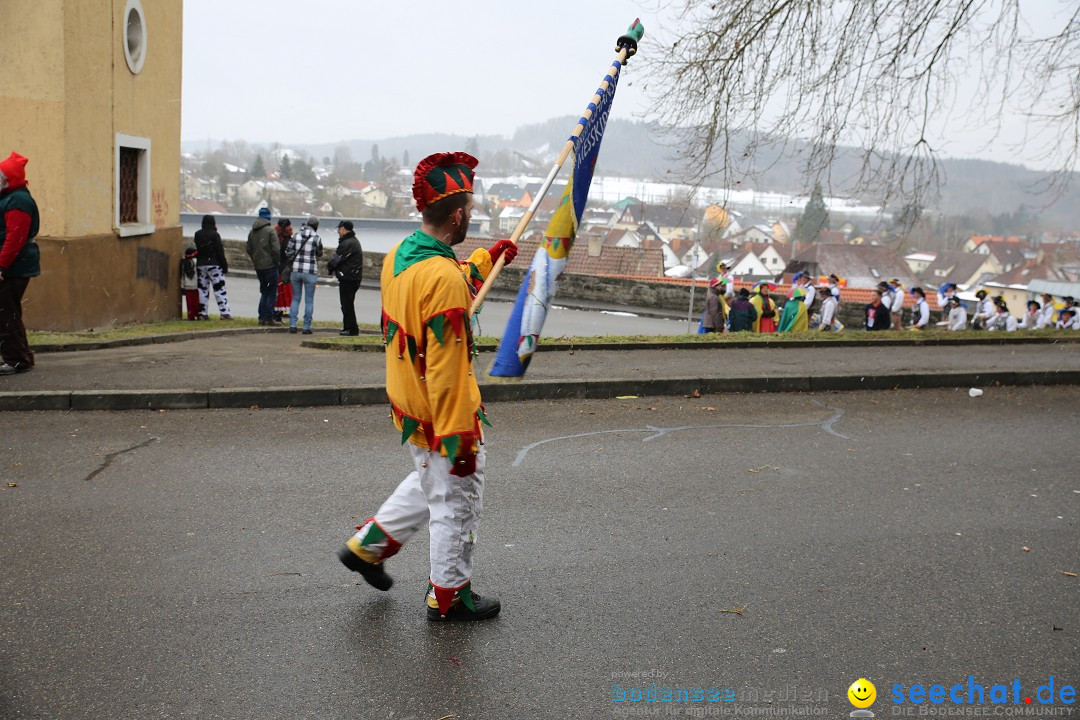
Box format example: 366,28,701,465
971,289,995,330
946,296,968,331
888,279,905,329
817,283,840,331
937,282,957,310
1018,300,1045,330
909,287,930,330
1038,293,1057,328
986,297,1018,331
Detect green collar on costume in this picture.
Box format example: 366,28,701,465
394,229,457,276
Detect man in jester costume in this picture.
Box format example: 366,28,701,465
338,152,517,621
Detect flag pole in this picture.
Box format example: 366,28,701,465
469,19,644,315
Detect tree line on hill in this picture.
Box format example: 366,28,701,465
183,117,1080,233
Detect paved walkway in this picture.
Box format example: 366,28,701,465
2,330,1079,410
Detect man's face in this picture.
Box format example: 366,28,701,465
448,197,473,246
338,226,347,237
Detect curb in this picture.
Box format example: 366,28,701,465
31,327,378,353
32,328,1080,354
3,369,1078,411
303,334,1080,353
32,327,287,353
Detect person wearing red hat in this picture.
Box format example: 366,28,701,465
338,152,517,621
702,277,727,333
0,152,41,375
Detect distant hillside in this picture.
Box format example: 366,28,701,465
183,117,1080,229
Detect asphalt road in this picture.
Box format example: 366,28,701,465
220,276,690,337
2,387,1078,719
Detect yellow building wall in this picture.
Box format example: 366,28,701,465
0,2,68,235
0,0,183,331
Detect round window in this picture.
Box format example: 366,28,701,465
123,0,147,74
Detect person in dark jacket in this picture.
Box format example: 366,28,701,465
865,288,892,331
246,207,282,326
193,215,231,320
329,220,364,336
727,288,758,332
0,152,41,375
701,278,727,333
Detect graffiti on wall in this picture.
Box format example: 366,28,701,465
152,188,170,227
136,247,170,290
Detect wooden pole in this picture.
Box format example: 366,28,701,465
469,20,643,315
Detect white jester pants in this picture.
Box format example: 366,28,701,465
348,442,485,603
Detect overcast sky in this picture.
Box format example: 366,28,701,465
181,0,656,144
181,0,1073,171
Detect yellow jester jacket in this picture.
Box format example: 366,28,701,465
382,230,493,458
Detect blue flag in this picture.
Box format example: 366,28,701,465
488,61,622,377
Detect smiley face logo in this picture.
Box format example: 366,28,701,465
848,679,877,708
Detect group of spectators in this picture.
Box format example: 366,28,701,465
701,268,1080,334
183,212,365,336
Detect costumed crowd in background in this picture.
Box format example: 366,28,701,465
700,266,1080,334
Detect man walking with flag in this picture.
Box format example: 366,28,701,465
338,152,516,622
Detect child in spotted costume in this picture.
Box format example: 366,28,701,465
338,152,517,621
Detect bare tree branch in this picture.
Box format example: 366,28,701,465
644,0,1078,208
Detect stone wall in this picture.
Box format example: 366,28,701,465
221,242,942,328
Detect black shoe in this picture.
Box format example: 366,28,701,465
339,329,359,336
426,592,501,622
302,329,313,335
270,319,284,326
0,362,32,376
289,327,298,334
220,314,232,320
337,546,393,591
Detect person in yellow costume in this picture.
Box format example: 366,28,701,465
750,281,779,333
338,152,517,622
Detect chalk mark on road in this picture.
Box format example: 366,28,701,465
512,403,850,467
85,437,159,481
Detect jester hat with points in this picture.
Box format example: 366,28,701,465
412,152,478,212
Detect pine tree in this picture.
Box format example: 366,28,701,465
796,183,829,243
251,154,266,178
